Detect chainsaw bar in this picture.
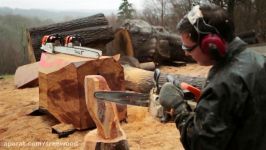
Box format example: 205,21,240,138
94,91,150,107
41,43,102,59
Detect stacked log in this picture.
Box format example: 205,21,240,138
106,19,194,64
28,13,114,61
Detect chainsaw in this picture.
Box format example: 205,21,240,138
94,69,200,122
40,34,102,59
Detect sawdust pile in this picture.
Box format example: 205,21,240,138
0,64,210,150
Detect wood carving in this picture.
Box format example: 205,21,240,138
83,75,128,150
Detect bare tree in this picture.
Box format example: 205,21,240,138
139,0,266,42
106,13,118,28
142,0,172,27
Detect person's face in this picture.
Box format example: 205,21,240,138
181,32,215,66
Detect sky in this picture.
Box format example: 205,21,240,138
0,0,144,11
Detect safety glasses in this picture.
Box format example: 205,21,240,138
181,44,198,52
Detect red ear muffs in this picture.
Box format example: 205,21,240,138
201,34,227,57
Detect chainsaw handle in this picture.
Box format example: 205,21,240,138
166,75,181,88
180,82,201,103
154,69,161,94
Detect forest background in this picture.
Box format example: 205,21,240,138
0,0,265,75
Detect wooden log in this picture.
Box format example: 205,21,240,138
51,123,76,138
29,13,114,61
238,30,256,39
26,30,36,62
29,14,108,34
39,53,126,130
14,62,39,88
105,28,134,57
123,65,154,93
83,75,129,150
139,62,156,71
123,65,206,93
117,19,194,63
237,30,258,44
119,56,140,68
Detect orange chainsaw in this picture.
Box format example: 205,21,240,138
94,69,201,107
41,34,102,59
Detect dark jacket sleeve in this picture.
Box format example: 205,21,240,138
175,74,249,150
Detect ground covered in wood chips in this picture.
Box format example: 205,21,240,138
0,64,210,150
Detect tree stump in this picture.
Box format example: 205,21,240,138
38,53,126,130
83,75,129,150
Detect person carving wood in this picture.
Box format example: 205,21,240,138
159,4,266,150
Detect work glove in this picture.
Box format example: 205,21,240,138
159,82,189,116
166,74,181,88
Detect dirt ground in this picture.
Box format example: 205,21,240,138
0,64,210,150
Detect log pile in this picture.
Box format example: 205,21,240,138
28,15,194,65
106,19,194,64
38,53,126,130
14,60,206,94
28,13,114,61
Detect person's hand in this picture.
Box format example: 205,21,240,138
166,74,181,88
159,82,184,110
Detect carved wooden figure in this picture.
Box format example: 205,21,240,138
83,75,129,150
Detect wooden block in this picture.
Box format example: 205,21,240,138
39,53,126,130
83,129,128,150
14,62,39,88
52,123,76,138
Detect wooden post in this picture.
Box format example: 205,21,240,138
83,75,129,150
